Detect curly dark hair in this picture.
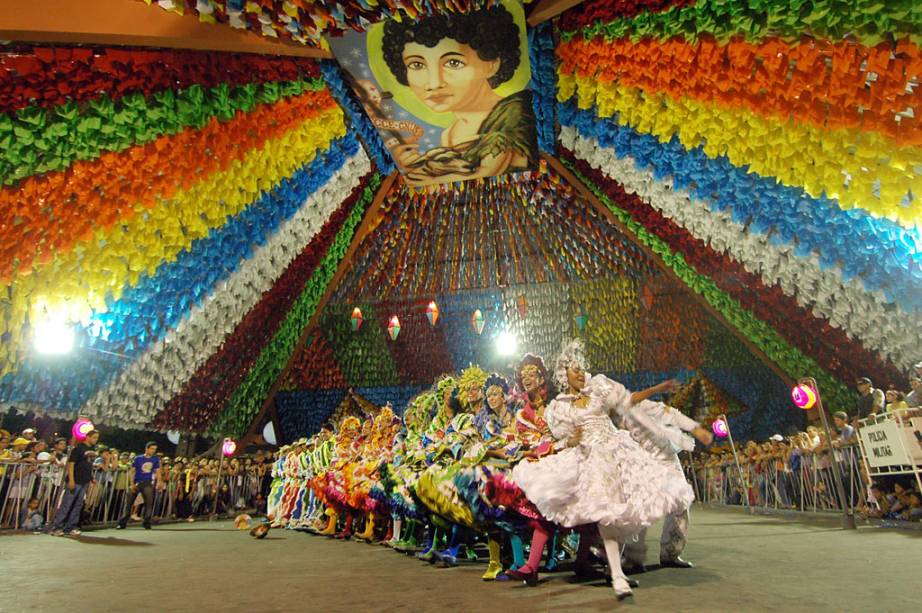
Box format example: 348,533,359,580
382,5,521,90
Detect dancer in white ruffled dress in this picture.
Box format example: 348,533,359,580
510,341,694,599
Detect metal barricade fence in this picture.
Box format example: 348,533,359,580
685,443,868,515
1,460,261,531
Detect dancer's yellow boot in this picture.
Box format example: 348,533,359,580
356,513,376,542
481,537,504,580
318,508,339,536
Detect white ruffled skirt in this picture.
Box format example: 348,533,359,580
511,416,694,536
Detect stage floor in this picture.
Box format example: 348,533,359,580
1,507,917,612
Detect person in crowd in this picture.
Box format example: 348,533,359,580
906,377,922,407
901,491,922,521
50,429,100,536
832,412,856,443
117,442,161,530
884,389,909,412
853,377,885,425
20,497,44,532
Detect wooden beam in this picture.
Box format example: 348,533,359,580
527,0,585,26
0,0,332,59
544,153,796,388
239,172,399,447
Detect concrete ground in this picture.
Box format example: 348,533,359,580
1,507,918,613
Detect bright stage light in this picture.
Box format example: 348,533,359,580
495,331,518,357
33,320,75,355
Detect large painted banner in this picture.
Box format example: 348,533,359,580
327,0,538,186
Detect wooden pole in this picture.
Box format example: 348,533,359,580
0,0,332,58
527,0,585,26
239,172,399,447
545,153,796,388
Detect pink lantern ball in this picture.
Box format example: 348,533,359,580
711,418,729,438
222,438,237,457
791,384,817,410
72,418,94,441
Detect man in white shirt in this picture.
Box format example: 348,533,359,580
618,399,713,571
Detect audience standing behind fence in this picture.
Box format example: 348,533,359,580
1,427,275,533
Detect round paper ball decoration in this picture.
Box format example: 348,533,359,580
72,418,94,441
791,384,817,410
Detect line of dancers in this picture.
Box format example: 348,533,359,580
266,340,713,600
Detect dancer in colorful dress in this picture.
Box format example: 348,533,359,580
507,340,694,600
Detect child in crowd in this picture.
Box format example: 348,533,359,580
20,497,44,532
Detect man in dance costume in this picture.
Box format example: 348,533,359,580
619,397,714,572
508,340,693,600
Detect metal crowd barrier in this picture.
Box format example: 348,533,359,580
1,460,262,531
685,443,867,514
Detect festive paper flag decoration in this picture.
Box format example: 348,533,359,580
517,295,528,318
574,303,589,331
472,309,485,335
351,307,363,332
426,301,439,326
388,315,401,341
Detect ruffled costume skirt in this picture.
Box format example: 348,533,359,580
511,415,693,535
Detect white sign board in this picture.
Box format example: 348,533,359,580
859,419,922,468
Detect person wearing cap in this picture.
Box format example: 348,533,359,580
853,377,884,425
50,429,100,536
117,442,161,530
21,427,37,442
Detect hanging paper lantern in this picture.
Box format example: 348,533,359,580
791,384,817,410
641,284,654,310
472,309,485,335
262,422,278,446
574,303,589,331
517,295,528,318
388,315,401,341
72,418,94,441
222,438,237,457
350,307,363,332
712,418,729,438
426,301,439,326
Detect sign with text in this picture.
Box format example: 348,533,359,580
859,419,922,468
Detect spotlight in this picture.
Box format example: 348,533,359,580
34,320,75,355
495,331,518,357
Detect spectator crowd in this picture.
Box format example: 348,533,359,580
0,425,276,533
687,367,922,524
